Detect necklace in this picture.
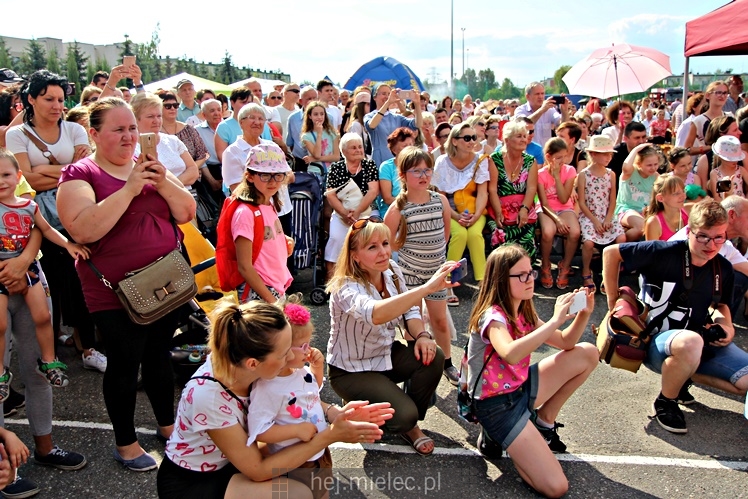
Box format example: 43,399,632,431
348,162,362,177
504,152,523,181
161,122,177,135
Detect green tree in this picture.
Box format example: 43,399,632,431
0,38,12,69
477,68,498,99
553,65,572,94
163,56,173,77
95,56,110,72
119,34,135,58
20,38,46,74
175,57,187,74
459,68,478,99
46,45,61,74
65,49,81,101
135,23,161,84
86,64,95,85
217,51,236,84
497,77,521,99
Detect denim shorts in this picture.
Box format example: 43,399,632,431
645,329,748,385
0,260,40,295
473,364,538,450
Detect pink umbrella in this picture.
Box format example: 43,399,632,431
562,43,672,99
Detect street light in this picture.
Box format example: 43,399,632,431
450,0,454,96
461,28,466,77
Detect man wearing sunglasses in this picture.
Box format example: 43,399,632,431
602,199,748,435
277,83,301,139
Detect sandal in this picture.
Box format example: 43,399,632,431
540,266,553,289
599,281,606,296
447,294,460,307
556,265,572,290
400,431,434,456
36,359,69,388
582,274,596,293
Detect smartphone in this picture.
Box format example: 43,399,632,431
398,90,414,101
449,258,468,283
717,179,732,193
551,95,565,106
139,132,158,162
123,55,136,68
568,290,587,315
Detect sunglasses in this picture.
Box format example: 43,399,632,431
487,125,499,130
406,168,433,178
287,89,300,94
292,342,310,354
476,122,486,127
527,129,535,135
351,216,383,232
269,96,282,100
163,103,179,110
250,172,287,182
455,134,478,142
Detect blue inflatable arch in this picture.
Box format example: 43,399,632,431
343,57,425,92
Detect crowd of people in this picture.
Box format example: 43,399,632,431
0,64,747,498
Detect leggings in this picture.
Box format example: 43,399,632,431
448,216,487,281
91,309,178,446
329,341,443,433
0,295,53,436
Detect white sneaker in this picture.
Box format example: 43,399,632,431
82,349,107,373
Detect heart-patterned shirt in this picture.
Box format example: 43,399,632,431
165,357,248,471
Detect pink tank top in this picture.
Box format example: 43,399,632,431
655,209,688,241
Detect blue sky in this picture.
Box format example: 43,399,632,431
4,0,747,88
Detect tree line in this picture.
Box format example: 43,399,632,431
0,26,288,103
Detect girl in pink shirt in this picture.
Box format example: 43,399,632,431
537,138,579,290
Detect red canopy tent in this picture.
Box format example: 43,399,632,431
685,0,748,57
682,0,748,99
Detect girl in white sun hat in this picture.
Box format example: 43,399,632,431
708,135,748,200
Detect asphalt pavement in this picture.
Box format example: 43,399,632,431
4,261,748,498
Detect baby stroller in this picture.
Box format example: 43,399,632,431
289,171,328,305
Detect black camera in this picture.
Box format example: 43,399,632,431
699,323,727,343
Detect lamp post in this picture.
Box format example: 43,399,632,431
450,0,454,96
461,28,466,77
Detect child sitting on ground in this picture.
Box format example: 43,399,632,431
0,150,90,398
246,297,332,498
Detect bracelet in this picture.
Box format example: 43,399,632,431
106,83,116,91
519,205,529,212
416,331,433,341
324,404,338,422
135,84,144,90
377,111,385,116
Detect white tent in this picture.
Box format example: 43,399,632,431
143,72,233,94
229,77,287,94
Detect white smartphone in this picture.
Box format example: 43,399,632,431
568,290,587,315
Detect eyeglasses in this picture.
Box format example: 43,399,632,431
251,172,287,182
13,102,23,112
508,270,538,283
292,342,310,354
163,103,179,110
487,125,499,130
527,129,535,135
711,91,729,96
269,96,282,101
406,168,433,178
287,88,300,94
692,232,727,245
437,134,450,140
351,216,383,232
455,134,478,142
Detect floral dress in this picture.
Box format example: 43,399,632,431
490,151,537,259
578,167,625,244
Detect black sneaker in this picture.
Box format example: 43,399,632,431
4,388,25,417
676,379,695,406
477,428,504,459
653,396,687,434
34,446,87,470
531,411,567,453
1,476,40,499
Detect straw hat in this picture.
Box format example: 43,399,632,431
586,135,616,153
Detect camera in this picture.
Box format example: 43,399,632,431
699,323,727,343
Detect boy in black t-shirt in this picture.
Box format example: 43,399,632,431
603,199,748,434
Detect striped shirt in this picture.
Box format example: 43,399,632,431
398,191,447,288
326,261,421,372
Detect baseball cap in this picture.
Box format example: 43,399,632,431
0,68,24,85
245,143,291,173
175,79,193,90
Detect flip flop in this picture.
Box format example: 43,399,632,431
400,432,434,456
447,295,460,307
